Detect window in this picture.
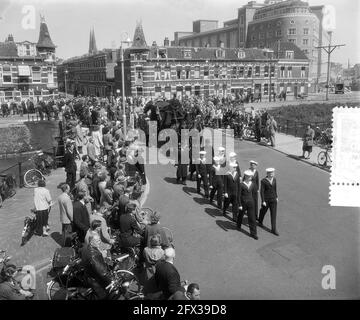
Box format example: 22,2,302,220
287,83,292,93
259,32,265,39
251,35,257,41
185,66,191,79
303,28,309,35
32,66,41,83
2,64,12,83
194,66,200,79
136,67,143,80
238,50,246,59
288,28,296,35
255,66,260,77
267,30,273,38
271,83,275,94
240,15,244,25
280,66,285,77
204,85,209,97
276,30,282,36
285,50,294,59
154,65,161,80
264,65,269,77
247,66,252,78
48,67,54,84
176,66,182,79
303,39,308,45
264,83,269,95
203,66,209,78
301,66,306,78
289,39,297,44
290,20,295,24
287,66,292,78
231,66,237,78
238,66,244,78
155,86,162,98
214,65,220,78
158,49,167,58
270,65,275,77
221,65,227,78
302,49,309,55
183,50,192,59
164,66,171,80
216,49,225,58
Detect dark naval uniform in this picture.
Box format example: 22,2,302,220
259,177,278,235
238,181,258,238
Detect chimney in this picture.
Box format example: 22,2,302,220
164,37,170,47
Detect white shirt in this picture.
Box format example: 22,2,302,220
34,187,52,211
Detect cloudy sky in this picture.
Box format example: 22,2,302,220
0,0,359,65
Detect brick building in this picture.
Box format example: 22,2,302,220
115,22,309,100
173,0,330,90
0,16,57,102
57,28,120,97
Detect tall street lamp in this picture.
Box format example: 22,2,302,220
120,35,132,138
64,69,68,98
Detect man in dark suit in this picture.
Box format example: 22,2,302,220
258,168,279,236
72,192,90,242
64,142,77,190
195,151,210,198
223,162,240,222
154,248,184,300
238,170,258,240
209,156,224,209
246,160,259,220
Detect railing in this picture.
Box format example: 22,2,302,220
0,145,64,189
275,116,330,138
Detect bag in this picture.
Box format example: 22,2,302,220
52,247,76,269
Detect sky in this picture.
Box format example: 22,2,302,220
0,0,359,66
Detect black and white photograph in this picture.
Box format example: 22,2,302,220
0,0,359,307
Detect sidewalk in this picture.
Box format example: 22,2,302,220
268,132,330,172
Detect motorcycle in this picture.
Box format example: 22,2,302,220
0,174,17,208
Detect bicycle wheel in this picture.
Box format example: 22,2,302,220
317,151,327,166
23,169,45,188
47,280,68,300
113,270,143,300
243,128,253,139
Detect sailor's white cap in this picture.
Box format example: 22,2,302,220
266,168,275,173
244,170,254,176
250,160,258,165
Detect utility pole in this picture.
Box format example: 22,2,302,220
316,31,345,101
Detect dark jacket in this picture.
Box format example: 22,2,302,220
79,244,112,288
209,165,224,186
239,182,257,207
143,103,158,121
195,160,210,176
144,224,170,248
73,201,90,242
260,178,278,202
243,170,259,191
223,172,240,199
64,150,77,173
155,260,184,299
119,213,143,247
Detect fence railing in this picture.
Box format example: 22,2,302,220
0,144,64,189
275,116,330,138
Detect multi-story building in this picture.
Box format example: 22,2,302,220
115,22,309,100
0,17,57,101
174,0,330,91
57,29,120,97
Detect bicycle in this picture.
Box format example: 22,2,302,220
317,146,332,167
23,152,54,188
0,173,17,208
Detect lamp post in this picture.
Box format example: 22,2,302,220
64,69,68,98
120,35,132,138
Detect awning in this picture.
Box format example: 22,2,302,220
18,65,31,77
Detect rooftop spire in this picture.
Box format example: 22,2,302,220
88,27,97,55
132,20,147,48
37,15,55,51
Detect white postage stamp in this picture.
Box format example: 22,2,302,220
330,107,360,207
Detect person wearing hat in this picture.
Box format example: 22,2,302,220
64,141,77,190
195,150,210,198
119,203,144,248
143,234,165,281
238,170,258,240
258,168,279,236
246,160,260,220
223,162,241,222
228,152,241,178
112,174,128,202
209,156,224,209
0,265,33,300
144,211,170,249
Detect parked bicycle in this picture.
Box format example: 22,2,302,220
23,151,54,188
0,173,17,208
317,146,332,167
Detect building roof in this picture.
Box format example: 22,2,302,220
0,41,18,57
270,41,308,60
37,17,55,49
125,46,281,61
131,21,147,48
88,27,98,55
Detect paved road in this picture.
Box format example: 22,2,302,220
143,138,359,299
